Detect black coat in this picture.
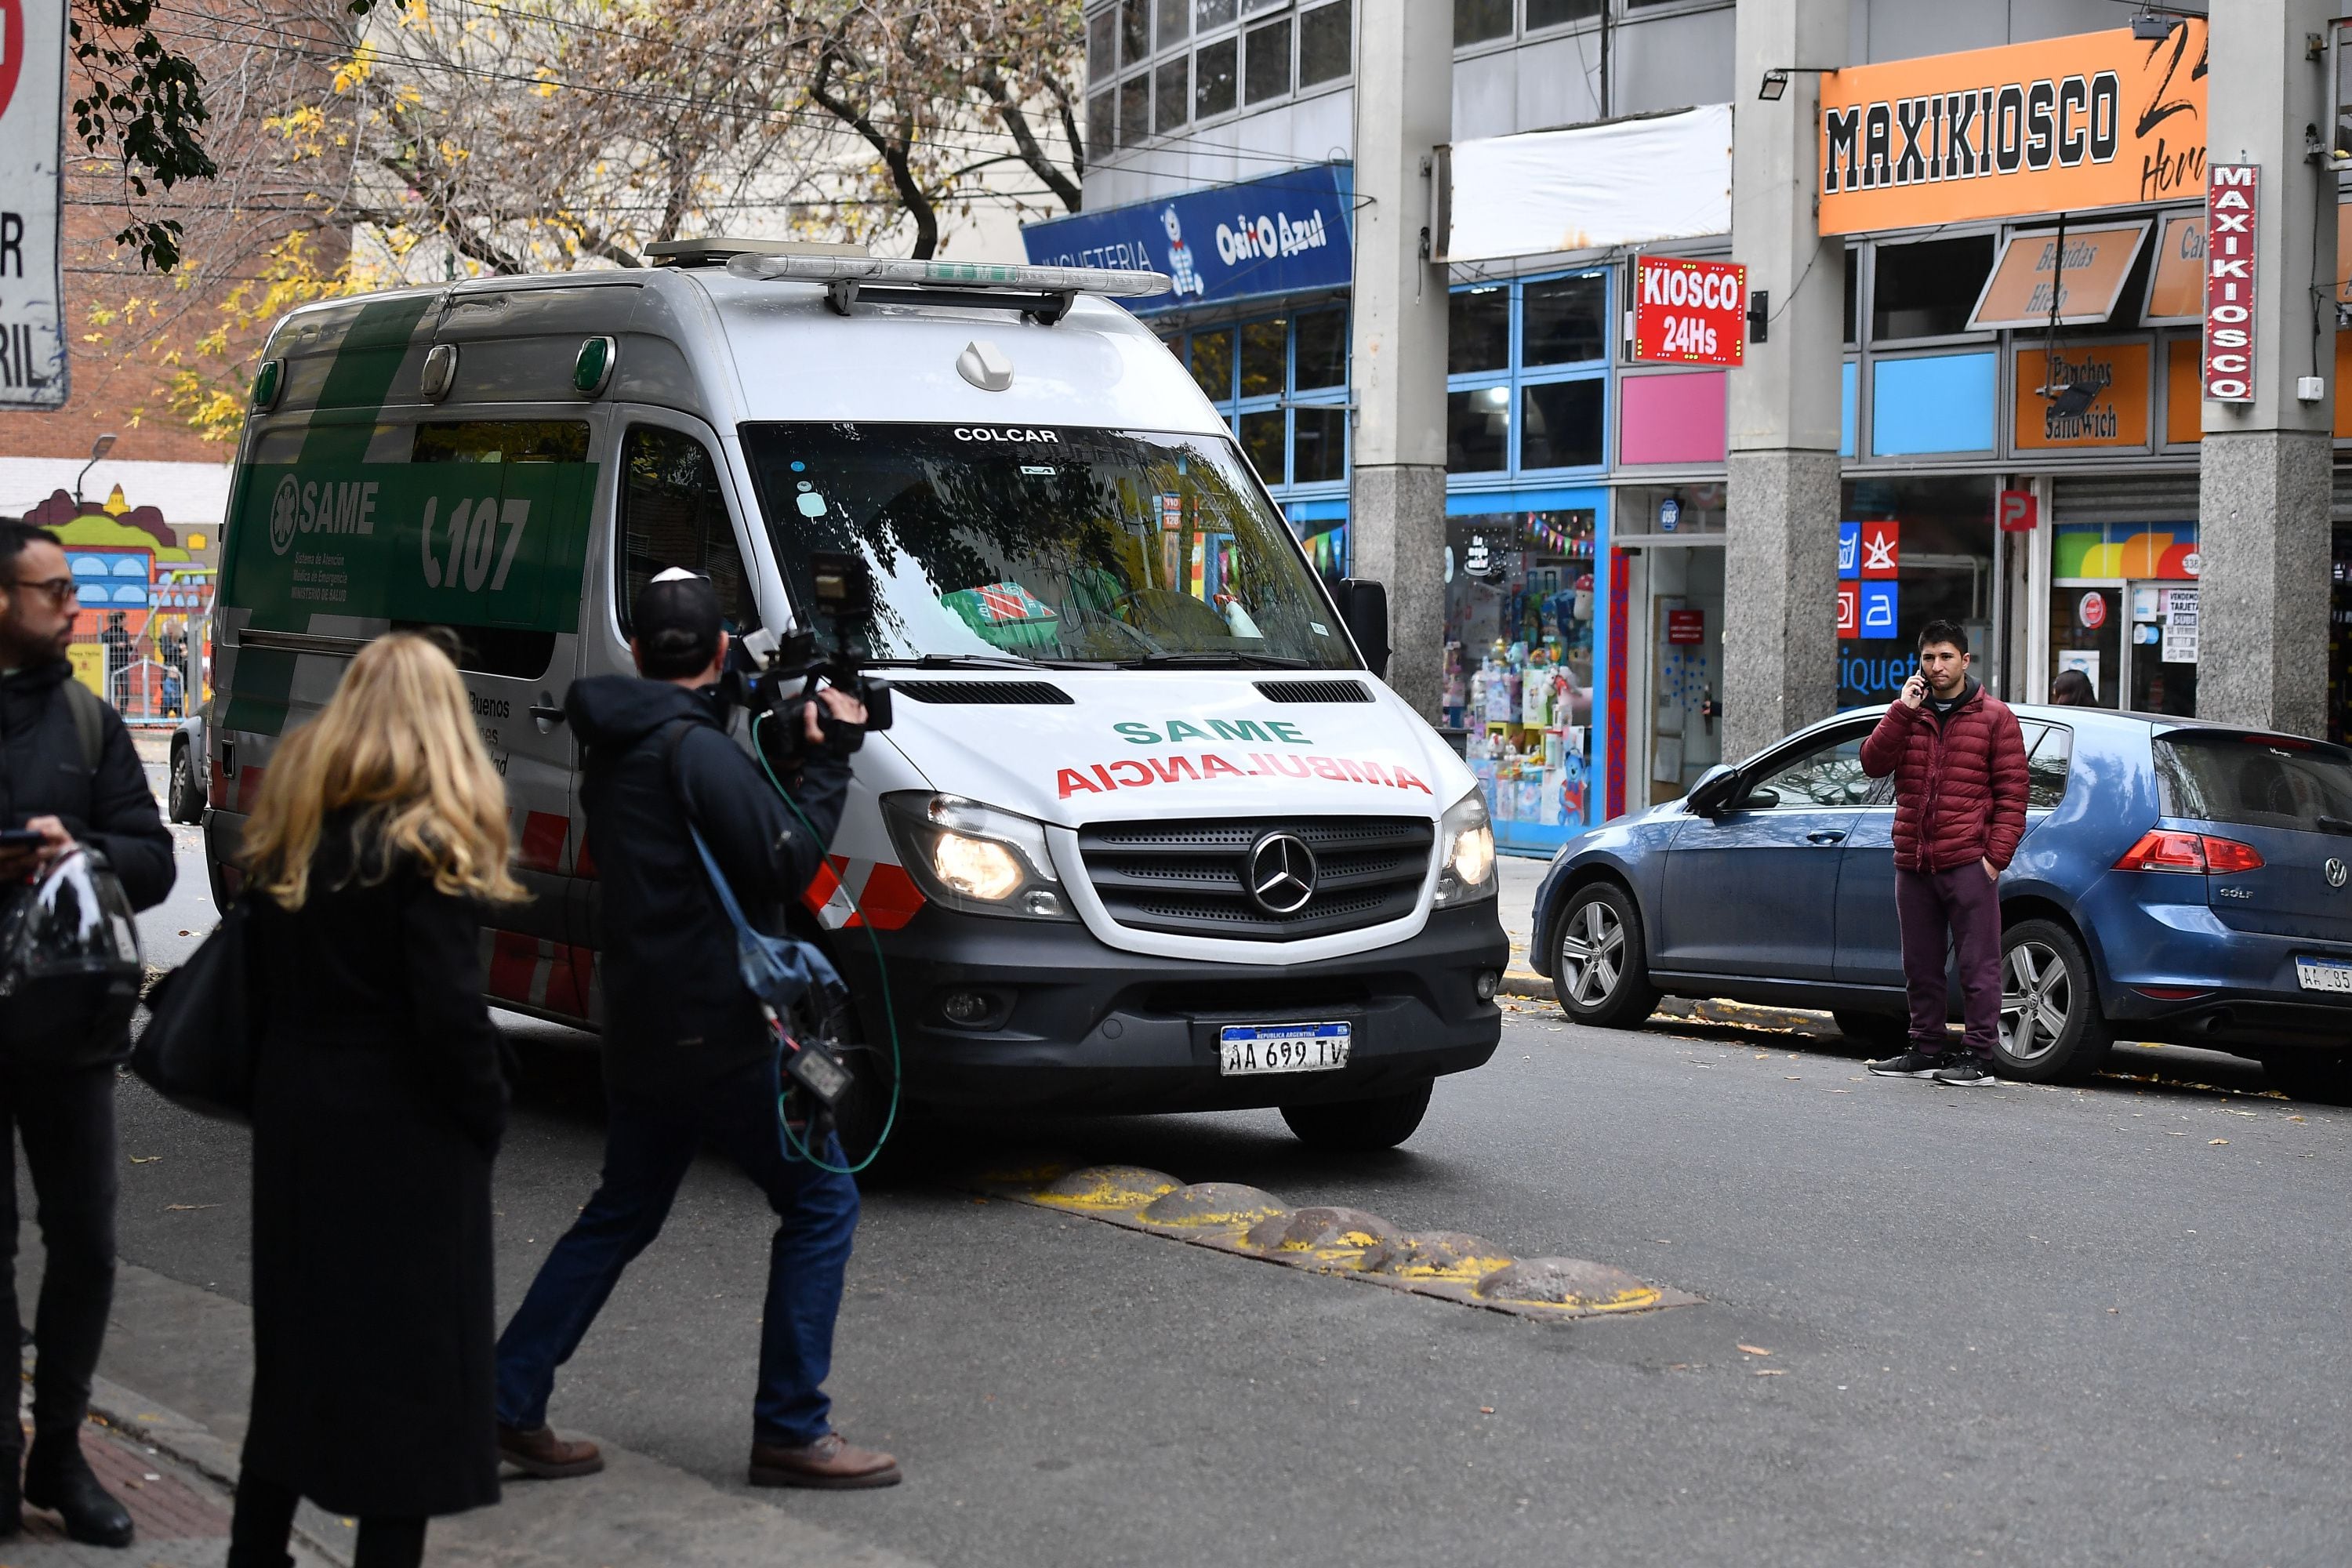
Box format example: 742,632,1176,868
565,676,848,1093
0,659,175,1068
241,823,508,1519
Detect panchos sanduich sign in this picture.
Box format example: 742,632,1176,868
1817,20,2207,236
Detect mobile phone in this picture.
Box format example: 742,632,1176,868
0,829,48,850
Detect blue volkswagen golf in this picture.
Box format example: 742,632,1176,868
1531,705,2352,1101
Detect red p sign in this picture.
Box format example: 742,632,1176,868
1998,489,2037,532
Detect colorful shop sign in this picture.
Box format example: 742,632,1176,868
2203,165,2257,402
1817,20,2209,236
1631,256,1747,367
1969,222,2148,330
1020,163,1353,314
2012,343,2151,450
2052,521,2200,579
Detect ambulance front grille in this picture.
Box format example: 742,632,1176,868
1075,815,1434,942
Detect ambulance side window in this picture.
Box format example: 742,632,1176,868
617,426,760,636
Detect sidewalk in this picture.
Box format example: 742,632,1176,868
11,1261,932,1568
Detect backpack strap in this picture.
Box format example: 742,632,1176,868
62,678,105,775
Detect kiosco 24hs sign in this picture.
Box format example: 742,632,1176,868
0,0,68,408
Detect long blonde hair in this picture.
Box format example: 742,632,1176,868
241,632,525,911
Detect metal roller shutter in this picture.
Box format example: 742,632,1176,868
2049,473,2201,524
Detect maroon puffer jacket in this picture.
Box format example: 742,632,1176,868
1859,683,2028,873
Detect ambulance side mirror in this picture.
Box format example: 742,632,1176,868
1337,579,1390,679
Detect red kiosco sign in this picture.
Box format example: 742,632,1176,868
1633,256,1746,367
2204,164,2257,403
1666,608,1705,644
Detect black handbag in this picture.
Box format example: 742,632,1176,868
130,898,255,1122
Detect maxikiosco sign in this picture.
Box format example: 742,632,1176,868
1020,163,1353,314
0,0,69,408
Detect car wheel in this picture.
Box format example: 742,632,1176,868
1833,1010,1908,1048
1550,882,1660,1029
1280,1079,1432,1152
1994,919,2111,1083
168,740,204,824
2261,1050,2352,1105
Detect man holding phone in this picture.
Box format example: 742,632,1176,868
0,520,175,1546
1859,619,2027,1087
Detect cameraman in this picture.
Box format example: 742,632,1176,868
492,571,898,1490
0,520,173,1548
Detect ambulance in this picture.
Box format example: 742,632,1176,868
203,241,1507,1153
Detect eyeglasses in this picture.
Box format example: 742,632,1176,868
12,578,79,607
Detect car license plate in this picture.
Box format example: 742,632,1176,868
2296,957,2352,994
1218,1022,1351,1076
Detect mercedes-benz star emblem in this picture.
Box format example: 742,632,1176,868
1245,833,1318,916
2328,858,2347,889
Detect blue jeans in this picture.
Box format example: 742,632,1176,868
493,1057,860,1446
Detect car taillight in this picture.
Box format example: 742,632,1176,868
2112,830,2266,873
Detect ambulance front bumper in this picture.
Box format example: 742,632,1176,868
836,904,1507,1113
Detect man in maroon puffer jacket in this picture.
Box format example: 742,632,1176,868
1859,619,2027,1087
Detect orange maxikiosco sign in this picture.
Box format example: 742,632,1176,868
1817,20,2207,237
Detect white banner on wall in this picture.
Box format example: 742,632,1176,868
0,0,70,410
1438,103,1733,264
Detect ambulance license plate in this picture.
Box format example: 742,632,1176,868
1218,1022,1351,1076
2296,957,2352,994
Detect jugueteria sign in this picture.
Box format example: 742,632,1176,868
1817,20,2207,236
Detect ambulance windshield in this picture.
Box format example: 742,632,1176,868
740,423,1357,670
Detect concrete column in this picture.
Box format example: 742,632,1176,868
2198,2,2336,736
1723,0,1847,760
1348,0,1451,720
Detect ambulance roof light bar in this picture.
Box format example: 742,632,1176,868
722,253,1174,326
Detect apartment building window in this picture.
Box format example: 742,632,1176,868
1525,0,1601,25
1088,9,1117,82
1157,0,1189,43
1195,36,1238,115
1121,0,1152,64
1298,2,1350,85
1447,270,1610,477
1455,0,1513,44
1245,16,1292,102
1198,0,1236,22
1087,92,1114,159
1164,311,1351,493
1119,74,1152,147
1155,56,1189,132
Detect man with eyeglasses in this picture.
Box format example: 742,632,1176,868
0,520,174,1549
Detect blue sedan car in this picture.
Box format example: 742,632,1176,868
1532,705,2352,1101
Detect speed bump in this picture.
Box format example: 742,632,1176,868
970,1162,1694,1322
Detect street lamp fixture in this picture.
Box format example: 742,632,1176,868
74,433,118,506
1757,67,1839,103
2131,13,2176,42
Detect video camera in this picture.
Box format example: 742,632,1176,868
730,550,895,775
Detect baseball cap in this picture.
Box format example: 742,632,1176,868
634,568,723,678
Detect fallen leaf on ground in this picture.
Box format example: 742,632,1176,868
1753,1368,1787,1377
129,1156,161,1164
1737,1344,1773,1356
1479,1406,1495,1414
2209,1139,2228,1145
164,1203,216,1212
2287,1115,2307,1123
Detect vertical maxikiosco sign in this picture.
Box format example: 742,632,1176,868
2202,164,2256,403
0,0,67,408
1019,163,1353,315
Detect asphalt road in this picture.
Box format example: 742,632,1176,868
99,822,2352,1568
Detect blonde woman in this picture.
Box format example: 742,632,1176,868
226,633,521,1568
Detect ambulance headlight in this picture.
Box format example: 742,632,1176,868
882,793,1075,921
1433,788,1497,907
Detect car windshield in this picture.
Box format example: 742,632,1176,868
739,423,1356,669
2156,731,2352,835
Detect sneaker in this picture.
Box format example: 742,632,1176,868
1867,1051,1943,1079
1933,1058,1997,1087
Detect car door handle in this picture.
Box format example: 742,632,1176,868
529,705,566,731
1806,831,1847,844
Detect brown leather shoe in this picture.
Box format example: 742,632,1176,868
496,1423,604,1479
748,1432,901,1490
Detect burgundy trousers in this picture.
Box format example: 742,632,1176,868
1894,862,2002,1059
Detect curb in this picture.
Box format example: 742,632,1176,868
88,1378,353,1566
1498,967,1842,1035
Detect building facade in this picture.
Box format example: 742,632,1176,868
1029,0,2336,856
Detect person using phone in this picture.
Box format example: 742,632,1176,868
0,520,175,1547
1859,620,2027,1088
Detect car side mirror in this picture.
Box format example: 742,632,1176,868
1686,763,1740,816
1335,578,1390,679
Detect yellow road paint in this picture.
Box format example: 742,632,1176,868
1031,1165,1181,1212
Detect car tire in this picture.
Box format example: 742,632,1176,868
1280,1079,1432,1152
1549,882,1660,1029
1833,1010,1908,1048
1994,919,2111,1083
168,740,204,824
2261,1050,2352,1106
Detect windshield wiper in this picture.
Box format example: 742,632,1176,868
1123,651,1316,670
870,653,1043,672
2315,815,2352,837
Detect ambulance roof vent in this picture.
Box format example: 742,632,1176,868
723,252,1173,326
645,237,872,267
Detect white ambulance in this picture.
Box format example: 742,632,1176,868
203,241,1506,1152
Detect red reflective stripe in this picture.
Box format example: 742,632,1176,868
542,944,595,1017
574,837,597,880
855,864,927,931
517,811,568,873
487,930,539,1002
801,856,847,917
237,765,267,815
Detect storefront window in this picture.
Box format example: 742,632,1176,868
1871,234,1997,342
2049,521,2200,715
1239,316,1287,397
1294,308,1348,389
1189,329,1234,401
1450,286,1512,374
1519,378,1604,470
1523,275,1606,366
1448,270,1612,480
1448,387,1512,471
1292,405,1346,483
1239,408,1286,482
1616,482,1726,538
1445,509,1600,842
1836,475,1999,710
